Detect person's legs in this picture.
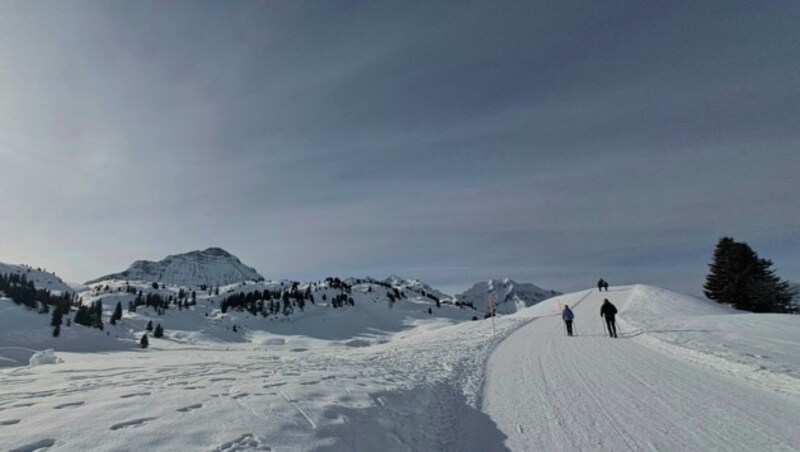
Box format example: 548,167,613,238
566,320,573,336
609,318,617,337
606,318,615,337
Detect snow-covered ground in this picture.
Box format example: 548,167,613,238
484,285,800,451
2,285,798,451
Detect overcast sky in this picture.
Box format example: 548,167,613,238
1,1,798,295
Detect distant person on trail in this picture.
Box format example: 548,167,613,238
600,298,618,338
562,305,575,336
597,278,605,292
602,280,609,291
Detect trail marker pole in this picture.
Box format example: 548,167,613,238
487,294,496,338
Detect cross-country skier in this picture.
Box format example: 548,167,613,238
602,280,609,291
562,304,575,336
600,298,618,338
597,278,604,291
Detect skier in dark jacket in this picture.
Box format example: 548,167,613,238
602,280,609,291
600,298,618,337
562,305,575,336
597,278,604,292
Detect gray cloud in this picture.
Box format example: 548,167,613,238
1,1,798,295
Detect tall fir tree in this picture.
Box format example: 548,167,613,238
92,300,104,331
112,302,123,324
704,237,795,313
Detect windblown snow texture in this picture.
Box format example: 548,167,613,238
85,247,264,287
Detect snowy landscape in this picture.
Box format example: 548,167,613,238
3,2,800,451
1,250,798,451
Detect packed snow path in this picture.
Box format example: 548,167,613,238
483,288,800,451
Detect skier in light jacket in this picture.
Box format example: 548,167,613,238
562,305,575,336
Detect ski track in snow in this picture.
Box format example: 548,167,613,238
483,288,800,451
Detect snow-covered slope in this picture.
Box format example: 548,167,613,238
0,262,72,293
382,275,451,300
0,298,132,367
486,284,800,451
74,277,476,347
86,247,263,287
2,284,799,451
456,278,560,314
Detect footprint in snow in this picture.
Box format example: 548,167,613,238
176,403,203,412
9,438,57,452
120,392,150,399
109,417,156,431
54,401,85,409
213,433,271,452
11,403,36,408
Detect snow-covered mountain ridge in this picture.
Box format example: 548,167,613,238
86,247,264,287
0,262,72,293
456,278,561,314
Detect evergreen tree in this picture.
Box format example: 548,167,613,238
140,334,149,348
92,300,104,330
112,302,123,323
154,323,164,338
703,237,736,303
74,305,92,327
146,320,153,331
704,237,796,312
53,324,60,337
51,305,63,328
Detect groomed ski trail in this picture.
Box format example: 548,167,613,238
482,288,800,451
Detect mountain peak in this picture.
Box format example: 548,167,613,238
86,248,263,287
200,247,233,256
458,278,560,314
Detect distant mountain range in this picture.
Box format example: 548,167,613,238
2,247,561,315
